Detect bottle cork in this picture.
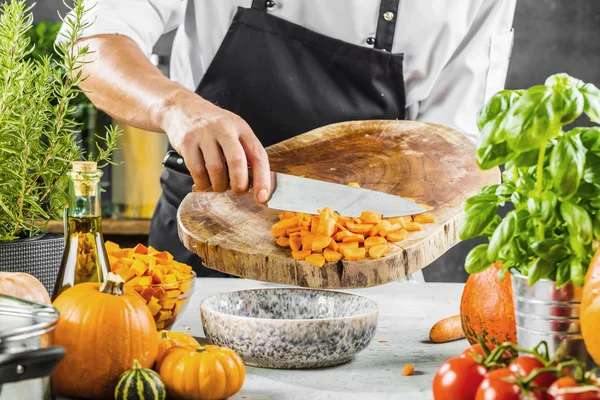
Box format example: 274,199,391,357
71,161,97,173
71,161,100,197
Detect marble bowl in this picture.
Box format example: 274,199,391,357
200,288,378,369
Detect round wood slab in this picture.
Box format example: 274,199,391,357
177,120,500,288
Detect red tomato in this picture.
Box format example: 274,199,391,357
548,377,600,400
460,344,496,361
433,356,488,400
475,368,522,400
508,355,556,389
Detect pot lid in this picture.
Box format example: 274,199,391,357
0,295,59,345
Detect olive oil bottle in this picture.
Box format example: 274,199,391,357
52,161,110,300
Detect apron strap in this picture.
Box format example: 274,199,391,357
374,0,400,52
251,0,268,11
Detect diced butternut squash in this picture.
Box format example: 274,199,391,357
124,276,140,287
159,298,177,310
138,276,152,287
147,297,161,316
292,250,312,260
173,299,188,316
139,286,158,302
360,211,383,224
132,243,148,254
110,258,124,273
302,233,315,252
342,234,365,244
115,265,136,282
154,287,167,299
165,289,182,298
121,258,135,267
368,244,388,259
105,241,121,253
157,310,172,322
111,249,131,259
130,259,149,277
276,237,290,247
364,236,387,250
305,253,326,267
290,236,303,252
341,247,366,261
311,233,331,253
404,222,422,232
387,229,410,242
413,213,435,224
324,248,343,262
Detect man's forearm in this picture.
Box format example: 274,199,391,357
76,34,189,133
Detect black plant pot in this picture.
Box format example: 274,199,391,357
0,232,64,295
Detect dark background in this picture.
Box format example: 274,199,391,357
11,0,600,282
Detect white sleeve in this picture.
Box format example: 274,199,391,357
415,0,517,143
57,0,186,58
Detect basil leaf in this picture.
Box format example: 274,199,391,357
552,86,585,124
476,184,501,196
590,198,600,209
593,211,600,239
570,259,585,287
465,244,492,274
465,194,499,211
476,90,524,131
545,73,584,90
459,203,498,240
580,82,600,123
496,181,516,198
583,152,600,185
560,202,593,257
527,191,557,222
549,135,586,199
512,148,540,168
528,257,555,286
531,239,569,261
511,191,527,209
577,127,600,153
504,85,561,152
482,215,502,237
487,211,517,261
476,141,513,170
555,258,572,288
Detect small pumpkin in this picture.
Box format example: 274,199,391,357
155,330,200,370
582,248,600,365
0,272,50,303
115,359,166,400
159,345,246,400
52,272,159,400
460,261,517,346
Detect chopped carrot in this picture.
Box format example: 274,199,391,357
302,233,315,252
380,223,401,237
346,222,375,234
271,217,299,237
311,233,331,252
317,214,337,237
360,211,383,224
310,216,320,233
370,224,382,237
387,229,409,242
276,237,290,247
368,244,388,259
324,248,343,262
413,213,435,224
347,182,361,188
405,222,422,232
287,227,301,235
403,364,415,376
279,211,297,220
327,238,339,252
364,236,387,250
289,236,302,251
387,216,411,227
337,242,359,252
341,247,366,261
334,230,354,241
292,250,311,260
352,217,362,224
305,253,326,267
335,222,348,232
289,231,301,237
342,234,365,244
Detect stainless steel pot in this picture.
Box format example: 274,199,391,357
0,294,65,400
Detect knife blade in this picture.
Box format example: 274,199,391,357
162,151,427,217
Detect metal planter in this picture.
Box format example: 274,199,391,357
511,273,594,367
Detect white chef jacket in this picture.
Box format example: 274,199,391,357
68,0,516,142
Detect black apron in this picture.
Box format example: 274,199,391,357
149,0,406,277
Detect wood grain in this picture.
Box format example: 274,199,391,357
178,120,500,288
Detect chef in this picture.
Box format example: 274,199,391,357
65,0,517,278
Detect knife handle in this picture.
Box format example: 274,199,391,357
162,150,254,191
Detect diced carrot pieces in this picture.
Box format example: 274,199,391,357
290,236,303,251
387,229,410,242
276,237,290,247
324,248,343,262
334,230,354,241
337,216,352,226
305,253,326,267
387,216,411,227
404,222,422,232
364,236,387,250
337,242,359,252
352,217,362,224
368,244,388,259
346,222,375,234
381,223,402,238
289,231,302,237
335,222,348,232
327,238,339,252
369,224,381,237
342,234,365,244
311,233,331,252
318,214,337,237
413,213,435,224
292,250,312,260
310,216,320,233
341,247,366,261
360,211,383,224
302,233,315,252
287,227,301,235
347,182,361,188
272,217,299,236
279,211,297,220
332,224,341,236
403,364,415,376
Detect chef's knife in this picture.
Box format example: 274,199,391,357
162,151,427,217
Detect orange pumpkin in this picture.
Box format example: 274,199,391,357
159,345,246,400
0,272,50,303
582,248,600,365
155,330,200,370
460,261,517,346
52,272,158,399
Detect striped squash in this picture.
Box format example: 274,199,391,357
114,360,165,400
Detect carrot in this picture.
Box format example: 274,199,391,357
337,242,359,252
360,211,382,224
289,236,302,251
403,364,415,376
311,233,331,252
413,213,435,224
302,233,315,252
428,315,465,343
334,230,354,241
276,237,290,247
271,217,299,237
369,224,381,237
286,227,301,235
347,182,361,188
279,211,296,221
324,248,343,262
305,253,326,267
364,236,387,250
346,222,375,234
380,223,401,238
335,222,348,232
368,244,388,259
352,217,362,224
341,247,366,261
327,238,339,252
386,229,409,242
387,216,411,227
405,222,422,232
292,250,312,260
318,214,337,237
310,216,320,233
342,234,365,244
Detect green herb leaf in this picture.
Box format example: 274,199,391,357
545,73,584,90
552,87,585,124
549,135,586,199
465,193,499,211
580,82,600,123
495,181,516,198
459,202,498,240
577,127,600,153
476,90,524,131
476,141,513,170
512,148,540,167
570,259,585,287
527,191,557,222
555,258,572,288
482,215,503,237
583,152,600,185
560,202,593,257
465,244,492,274
531,238,569,261
576,182,600,199
488,211,517,261
528,257,555,286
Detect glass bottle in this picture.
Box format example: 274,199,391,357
51,161,110,300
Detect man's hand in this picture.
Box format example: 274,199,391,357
160,90,270,202
75,34,271,203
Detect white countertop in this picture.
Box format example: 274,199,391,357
170,278,467,400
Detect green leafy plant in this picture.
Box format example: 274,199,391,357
0,0,119,241
460,73,600,287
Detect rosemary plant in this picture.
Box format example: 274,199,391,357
0,0,119,241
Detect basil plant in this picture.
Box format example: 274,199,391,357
460,73,600,287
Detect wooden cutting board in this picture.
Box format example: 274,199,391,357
177,120,499,288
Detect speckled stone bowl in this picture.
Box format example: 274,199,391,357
200,288,378,369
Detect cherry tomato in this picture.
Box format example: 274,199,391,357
433,356,488,400
509,355,556,389
548,377,600,400
460,344,496,361
475,368,522,400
